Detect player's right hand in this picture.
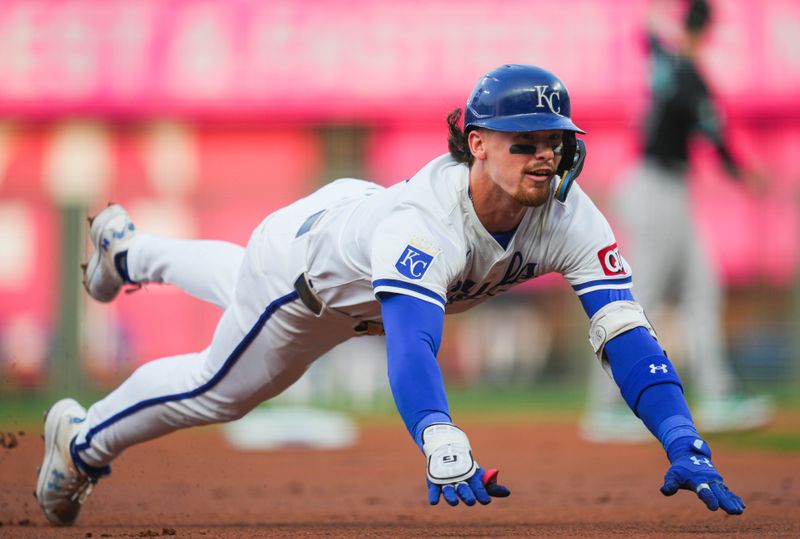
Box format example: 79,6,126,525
660,437,745,515
422,423,511,506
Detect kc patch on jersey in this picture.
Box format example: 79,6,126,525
597,242,627,276
395,242,438,280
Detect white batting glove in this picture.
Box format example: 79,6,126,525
423,423,478,484
422,423,510,506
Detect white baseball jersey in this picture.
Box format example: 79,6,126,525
298,153,632,320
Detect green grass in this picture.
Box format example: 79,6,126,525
3,383,798,452
0,389,109,429
709,430,800,452
447,384,586,412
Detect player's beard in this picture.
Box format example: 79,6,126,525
512,176,552,207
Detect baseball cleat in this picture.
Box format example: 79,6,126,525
83,203,137,302
35,399,98,526
695,394,775,434
579,404,651,444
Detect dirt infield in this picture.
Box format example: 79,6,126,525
2,417,798,538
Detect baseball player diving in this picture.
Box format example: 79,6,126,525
36,64,746,527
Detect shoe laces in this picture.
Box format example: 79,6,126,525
65,470,98,505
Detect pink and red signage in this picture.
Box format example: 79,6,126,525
0,0,798,122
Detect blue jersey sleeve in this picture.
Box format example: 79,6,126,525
579,288,634,318
380,293,451,450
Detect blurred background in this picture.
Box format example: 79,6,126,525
0,0,798,425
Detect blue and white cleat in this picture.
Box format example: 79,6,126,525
696,394,775,434
35,399,98,526
579,403,651,444
82,204,137,302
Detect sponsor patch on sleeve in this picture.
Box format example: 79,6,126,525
597,242,627,276
395,240,439,280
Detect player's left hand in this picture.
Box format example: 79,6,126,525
422,423,510,507
660,437,745,515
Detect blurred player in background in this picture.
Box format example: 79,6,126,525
581,0,774,442
36,64,747,527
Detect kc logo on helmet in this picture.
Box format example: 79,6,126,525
533,85,561,114
597,242,627,276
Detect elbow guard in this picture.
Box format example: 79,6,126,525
588,300,657,372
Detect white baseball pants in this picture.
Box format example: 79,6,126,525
73,193,364,468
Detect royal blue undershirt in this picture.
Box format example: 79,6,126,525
471,182,517,250
578,288,635,318
490,229,516,250
380,293,450,450
380,288,699,457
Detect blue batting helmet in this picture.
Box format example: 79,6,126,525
464,64,585,134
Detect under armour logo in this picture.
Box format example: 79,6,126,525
690,456,713,467
649,363,668,374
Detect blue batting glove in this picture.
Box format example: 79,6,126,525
427,467,511,506
422,423,511,507
661,437,745,515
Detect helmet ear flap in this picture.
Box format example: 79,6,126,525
554,137,586,202
556,132,577,179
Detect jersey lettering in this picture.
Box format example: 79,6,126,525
497,251,537,288
448,252,537,302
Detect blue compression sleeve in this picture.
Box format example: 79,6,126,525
603,327,663,383
605,327,699,454
380,293,451,450
579,288,634,318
